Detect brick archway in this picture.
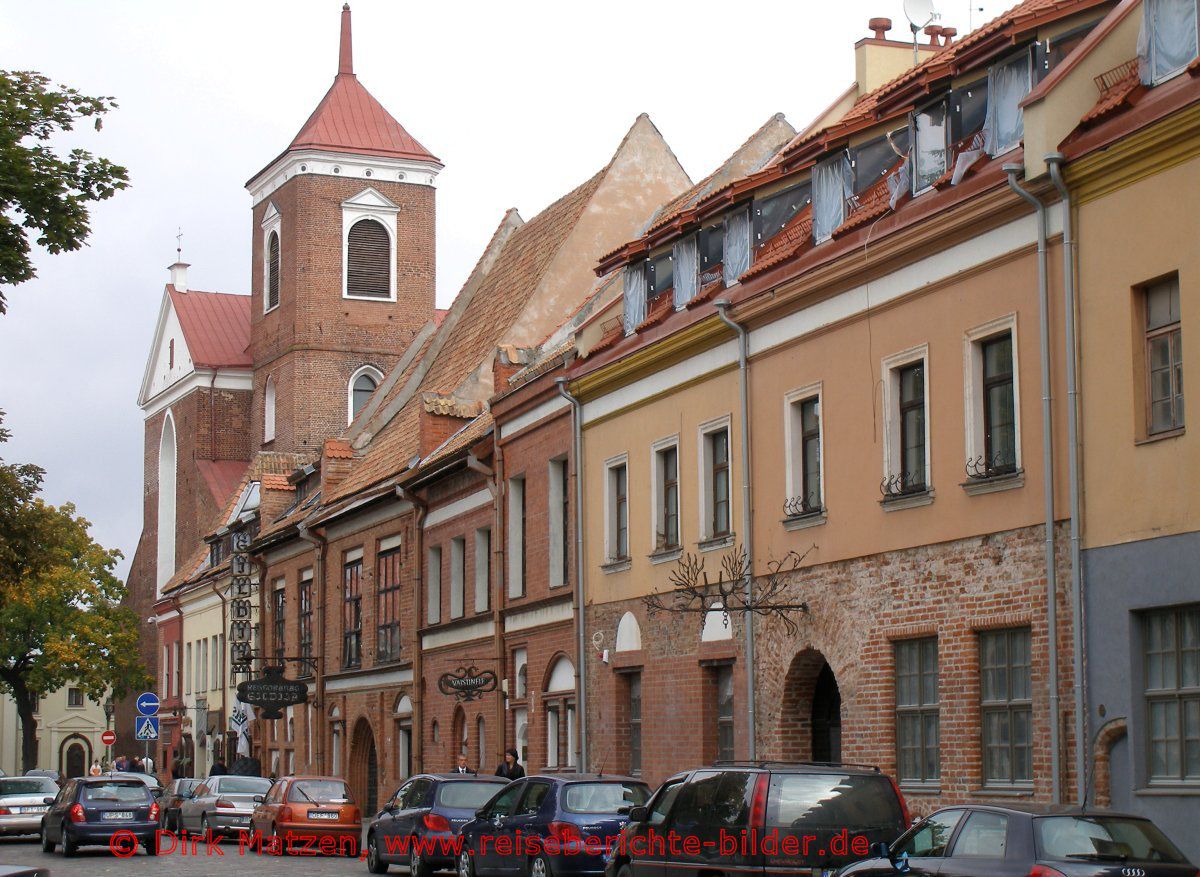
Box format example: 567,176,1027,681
1090,717,1128,808
348,717,378,815
777,648,842,762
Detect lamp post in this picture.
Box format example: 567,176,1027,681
103,697,115,769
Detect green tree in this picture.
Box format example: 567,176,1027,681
0,411,148,771
0,70,129,314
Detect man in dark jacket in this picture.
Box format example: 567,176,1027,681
495,748,525,780
209,759,228,777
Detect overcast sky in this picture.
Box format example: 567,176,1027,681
0,0,1002,578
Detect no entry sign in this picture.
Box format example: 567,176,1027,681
101,730,116,746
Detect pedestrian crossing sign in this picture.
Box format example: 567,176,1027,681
134,716,159,741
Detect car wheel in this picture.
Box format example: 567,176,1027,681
40,824,54,853
459,849,475,877
201,814,213,838
61,828,78,857
366,832,389,873
145,835,159,856
531,854,553,877
411,841,431,877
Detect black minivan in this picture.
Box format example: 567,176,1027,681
606,762,909,877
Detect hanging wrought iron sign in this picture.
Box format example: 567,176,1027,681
227,528,257,680
236,666,309,720
438,666,498,701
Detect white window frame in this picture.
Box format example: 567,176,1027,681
546,706,560,768
450,537,466,619
507,476,526,598
649,435,680,557
261,201,282,314
963,315,1023,477
185,641,192,695
263,376,276,444
783,382,825,515
427,545,442,625
603,453,630,565
347,364,384,425
474,527,490,612
696,415,733,545
881,344,932,500
547,457,568,588
342,188,399,302
513,648,528,699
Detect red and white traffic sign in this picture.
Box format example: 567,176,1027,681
101,730,116,746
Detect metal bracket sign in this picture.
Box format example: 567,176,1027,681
438,666,498,702
227,528,258,679
236,666,309,720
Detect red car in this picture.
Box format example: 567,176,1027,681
249,775,361,856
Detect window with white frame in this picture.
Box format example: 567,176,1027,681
474,528,491,612
450,537,465,619
427,545,442,625
342,188,399,300
548,458,569,588
785,386,824,516
261,201,282,313
699,420,732,541
185,642,192,695
513,647,528,699
882,346,931,498
652,439,680,552
965,317,1021,479
507,476,526,597
605,458,629,562
263,376,276,444
348,365,383,424
1141,0,1199,85
1144,277,1184,435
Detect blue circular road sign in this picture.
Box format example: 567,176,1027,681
136,691,160,716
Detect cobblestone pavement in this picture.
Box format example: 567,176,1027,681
0,826,375,876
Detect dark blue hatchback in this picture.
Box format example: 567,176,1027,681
458,774,650,877
39,776,159,858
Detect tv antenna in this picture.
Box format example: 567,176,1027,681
903,0,941,64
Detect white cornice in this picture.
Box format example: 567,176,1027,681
140,368,253,420
247,149,442,207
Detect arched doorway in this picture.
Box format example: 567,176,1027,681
349,718,378,815
60,736,90,778
779,649,842,763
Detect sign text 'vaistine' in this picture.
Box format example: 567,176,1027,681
438,666,498,701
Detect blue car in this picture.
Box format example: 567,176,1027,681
39,776,159,857
458,774,650,877
367,773,509,875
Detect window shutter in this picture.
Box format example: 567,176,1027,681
267,231,280,309
346,219,392,298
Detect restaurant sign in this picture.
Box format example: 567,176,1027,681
236,666,309,720
438,666,498,701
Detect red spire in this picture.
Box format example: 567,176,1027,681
339,4,353,76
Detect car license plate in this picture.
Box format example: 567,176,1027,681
102,811,134,820
17,806,47,814
308,810,338,820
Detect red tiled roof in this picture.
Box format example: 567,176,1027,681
168,287,251,369
196,460,249,506
1080,63,1145,125
434,308,449,327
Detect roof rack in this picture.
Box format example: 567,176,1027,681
710,760,881,773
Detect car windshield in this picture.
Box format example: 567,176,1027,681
289,780,352,804
563,782,650,814
217,777,272,794
1036,816,1188,864
83,783,150,803
174,780,200,794
437,781,506,809
765,773,905,831
0,777,57,797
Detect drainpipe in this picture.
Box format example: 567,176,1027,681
396,487,427,772
467,451,506,772
1005,164,1061,805
555,377,588,772
297,524,327,772
1046,153,1087,807
713,300,756,761
209,579,228,771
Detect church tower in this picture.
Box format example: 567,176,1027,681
244,4,440,454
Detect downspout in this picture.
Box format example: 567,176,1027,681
1005,164,1061,805
297,524,327,772
555,377,588,772
396,487,427,772
1046,153,1087,807
713,300,756,761
209,580,228,769
467,450,505,772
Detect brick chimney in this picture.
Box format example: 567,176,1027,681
321,439,354,496
854,16,942,95
418,394,482,458
258,474,295,524
492,344,533,391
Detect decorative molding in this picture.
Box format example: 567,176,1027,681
246,148,442,207
503,600,574,633
424,488,493,530
323,667,413,693
421,617,494,651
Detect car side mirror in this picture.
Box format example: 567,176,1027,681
872,842,892,860
626,806,648,823
475,808,488,819
253,795,265,803
42,797,55,806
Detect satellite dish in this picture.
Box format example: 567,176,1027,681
903,0,938,29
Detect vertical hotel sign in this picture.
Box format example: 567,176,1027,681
228,530,256,681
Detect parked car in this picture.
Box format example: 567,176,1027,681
103,771,164,798
606,761,909,877
179,774,272,836
839,805,1195,877
249,775,361,854
366,773,508,874
159,778,203,832
0,867,49,876
460,774,650,877
0,776,60,837
39,776,159,857
21,771,60,788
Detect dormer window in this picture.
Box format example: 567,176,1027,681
850,127,909,194
646,252,673,302
1140,0,1198,84
951,79,988,144
912,99,949,194
984,53,1032,157
753,182,811,249
698,224,723,272
812,151,852,243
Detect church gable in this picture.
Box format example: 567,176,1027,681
138,290,195,408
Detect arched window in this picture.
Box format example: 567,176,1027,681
157,412,177,591
264,376,276,443
476,716,486,770
346,218,391,298
348,365,383,424
266,230,280,310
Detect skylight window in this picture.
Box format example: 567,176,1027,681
753,182,811,249
851,127,909,195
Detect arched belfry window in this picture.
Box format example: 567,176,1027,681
264,375,276,443
348,365,383,424
346,218,391,298
266,231,280,310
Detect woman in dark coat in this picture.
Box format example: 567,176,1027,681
495,747,525,780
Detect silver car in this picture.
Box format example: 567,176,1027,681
179,775,273,836
0,776,59,837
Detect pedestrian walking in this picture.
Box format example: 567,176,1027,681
495,748,524,780
143,753,155,775
114,755,128,771
453,754,475,774
89,760,103,777
209,758,228,777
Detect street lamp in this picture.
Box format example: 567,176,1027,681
103,697,114,727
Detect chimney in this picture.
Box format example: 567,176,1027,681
854,17,941,95
321,439,354,496
258,474,295,524
924,24,944,46
939,26,957,46
168,261,190,292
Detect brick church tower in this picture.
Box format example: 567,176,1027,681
244,4,440,454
